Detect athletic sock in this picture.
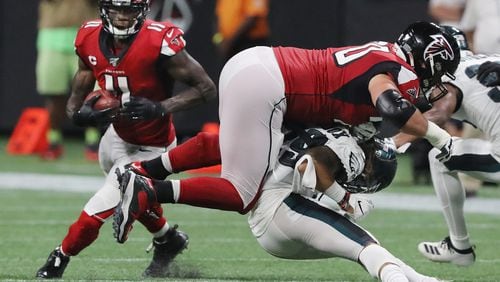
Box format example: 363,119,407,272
380,264,409,282
154,180,175,203
142,157,170,180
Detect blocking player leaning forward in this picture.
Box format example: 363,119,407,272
113,22,461,242
395,26,500,267
35,0,216,279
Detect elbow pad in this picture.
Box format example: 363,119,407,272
375,89,416,130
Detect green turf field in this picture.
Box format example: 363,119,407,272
1,137,499,281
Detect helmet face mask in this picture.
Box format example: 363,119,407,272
99,0,150,39
396,22,460,111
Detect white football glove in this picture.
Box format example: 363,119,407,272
436,137,454,162
344,194,374,221
351,122,377,142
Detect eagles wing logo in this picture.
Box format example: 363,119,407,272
424,34,454,61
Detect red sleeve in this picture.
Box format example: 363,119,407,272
160,26,186,56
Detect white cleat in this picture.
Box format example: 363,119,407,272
418,236,475,267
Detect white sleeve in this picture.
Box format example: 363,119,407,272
291,154,317,197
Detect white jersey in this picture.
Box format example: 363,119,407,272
443,52,500,153
248,127,364,237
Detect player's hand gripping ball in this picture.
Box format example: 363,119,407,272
84,89,120,111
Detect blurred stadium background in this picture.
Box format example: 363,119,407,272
1,0,500,281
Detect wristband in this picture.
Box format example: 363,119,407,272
323,181,348,203
424,121,451,148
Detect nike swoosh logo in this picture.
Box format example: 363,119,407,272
138,148,152,152
357,200,364,215
166,29,174,38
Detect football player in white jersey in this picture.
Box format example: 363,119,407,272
395,26,500,267
248,127,441,282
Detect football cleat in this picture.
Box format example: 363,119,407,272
125,161,152,178
35,246,70,278
143,224,189,277
113,170,157,244
418,236,476,266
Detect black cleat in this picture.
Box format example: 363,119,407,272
143,224,189,277
36,246,70,279
113,170,156,244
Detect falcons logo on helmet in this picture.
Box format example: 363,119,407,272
423,34,455,62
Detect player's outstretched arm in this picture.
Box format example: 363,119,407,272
393,83,457,150
369,74,453,161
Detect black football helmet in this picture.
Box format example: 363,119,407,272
440,25,470,51
339,136,397,194
98,0,150,39
396,21,460,110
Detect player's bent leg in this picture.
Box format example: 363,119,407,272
360,244,441,282
62,211,111,255
421,148,476,266
119,175,189,277
256,193,376,260
175,177,245,212
36,210,110,279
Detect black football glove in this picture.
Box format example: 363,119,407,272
477,61,500,87
120,96,166,120
72,95,116,127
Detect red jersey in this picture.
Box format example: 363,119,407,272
273,42,421,127
75,19,186,147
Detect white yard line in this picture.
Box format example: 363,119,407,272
1,172,499,215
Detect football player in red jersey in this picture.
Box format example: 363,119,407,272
35,0,216,279
112,22,461,245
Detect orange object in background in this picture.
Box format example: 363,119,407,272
7,108,49,155
187,122,221,174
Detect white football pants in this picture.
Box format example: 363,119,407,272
218,46,286,208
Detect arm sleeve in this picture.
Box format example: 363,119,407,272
160,27,187,57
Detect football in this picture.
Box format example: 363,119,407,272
84,89,120,111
